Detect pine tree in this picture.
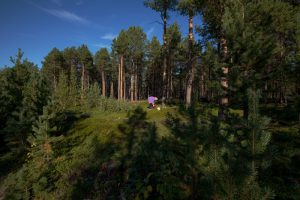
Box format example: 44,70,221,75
126,26,147,102
85,82,101,109
201,42,221,102
5,70,49,153
144,0,178,105
245,89,271,174
53,71,69,110
78,45,94,99
177,0,198,106
112,30,129,100
28,105,57,165
145,36,162,97
95,48,111,97
69,64,79,107
42,48,64,90
166,23,182,100
222,0,277,119
0,67,17,152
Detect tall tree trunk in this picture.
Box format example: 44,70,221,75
118,63,121,99
166,56,170,100
218,37,229,119
162,10,167,105
200,73,205,98
121,55,124,100
130,73,134,102
179,66,184,100
122,56,126,100
170,66,173,99
118,55,124,100
134,67,138,101
186,15,195,106
101,69,106,96
110,81,114,98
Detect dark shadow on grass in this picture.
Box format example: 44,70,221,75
52,111,90,136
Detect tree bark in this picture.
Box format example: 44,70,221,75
123,56,126,100
118,63,121,99
134,67,138,101
118,55,124,100
218,37,229,119
200,73,205,98
186,15,195,106
130,73,134,102
162,9,167,105
110,81,114,98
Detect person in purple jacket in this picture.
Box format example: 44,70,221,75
148,96,158,109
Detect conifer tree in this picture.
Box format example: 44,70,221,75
42,48,64,90
112,30,129,100
53,71,69,110
126,26,147,101
245,89,271,174
145,36,162,97
78,45,94,99
166,23,182,100
85,82,101,109
95,48,111,97
28,105,57,164
177,0,198,106
144,0,178,105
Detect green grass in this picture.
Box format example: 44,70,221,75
53,101,177,162
77,101,177,138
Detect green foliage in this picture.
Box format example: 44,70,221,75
177,0,198,16
112,30,129,56
144,0,178,18
127,26,147,60
42,47,64,89
68,64,79,107
95,48,111,82
166,23,182,54
53,71,69,110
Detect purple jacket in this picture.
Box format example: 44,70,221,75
148,96,155,104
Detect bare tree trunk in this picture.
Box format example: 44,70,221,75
170,66,173,99
110,81,114,98
118,63,121,99
218,37,229,119
101,70,106,96
120,55,124,99
186,15,195,106
200,73,205,98
134,67,138,101
118,55,125,100
162,10,167,106
130,73,134,102
166,56,170,100
122,56,126,100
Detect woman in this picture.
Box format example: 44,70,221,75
148,96,158,109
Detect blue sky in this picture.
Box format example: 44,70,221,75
0,0,199,68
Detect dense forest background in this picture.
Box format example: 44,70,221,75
0,0,300,199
